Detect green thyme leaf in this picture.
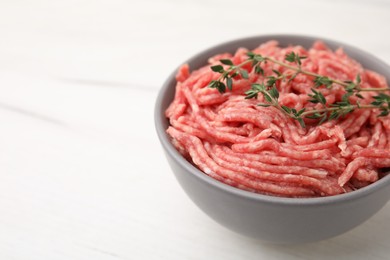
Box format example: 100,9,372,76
379,109,389,117
281,105,291,114
220,59,234,66
318,114,328,125
246,52,255,59
266,76,277,87
297,108,306,116
285,52,297,63
269,86,279,99
285,52,306,66
211,65,224,73
329,110,341,120
255,65,264,75
226,77,233,91
297,117,306,128
341,92,353,103
215,81,226,93
346,82,356,92
356,74,361,84
371,100,383,106
272,69,281,76
314,76,333,88
253,54,265,62
308,88,326,105
263,93,273,103
355,93,364,99
240,69,249,79
208,80,218,89
305,112,322,119
245,90,258,99
257,103,271,107
251,83,266,92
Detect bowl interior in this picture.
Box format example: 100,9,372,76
155,34,390,206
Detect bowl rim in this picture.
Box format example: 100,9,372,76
155,34,390,206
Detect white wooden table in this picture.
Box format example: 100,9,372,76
0,0,389,259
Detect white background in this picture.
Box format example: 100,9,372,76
0,0,389,259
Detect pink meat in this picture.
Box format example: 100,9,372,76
165,40,390,198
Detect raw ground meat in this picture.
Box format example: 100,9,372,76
165,40,390,198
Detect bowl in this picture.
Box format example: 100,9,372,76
154,34,390,244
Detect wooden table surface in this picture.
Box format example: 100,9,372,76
0,0,389,259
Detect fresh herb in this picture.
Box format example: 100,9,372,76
308,88,327,105
207,57,255,93
208,51,390,127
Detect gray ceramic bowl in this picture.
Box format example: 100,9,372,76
155,35,390,244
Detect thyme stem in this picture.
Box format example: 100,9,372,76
300,104,376,117
207,50,390,127
266,56,350,88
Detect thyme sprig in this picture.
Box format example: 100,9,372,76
207,51,390,127
245,83,307,127
208,58,255,93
